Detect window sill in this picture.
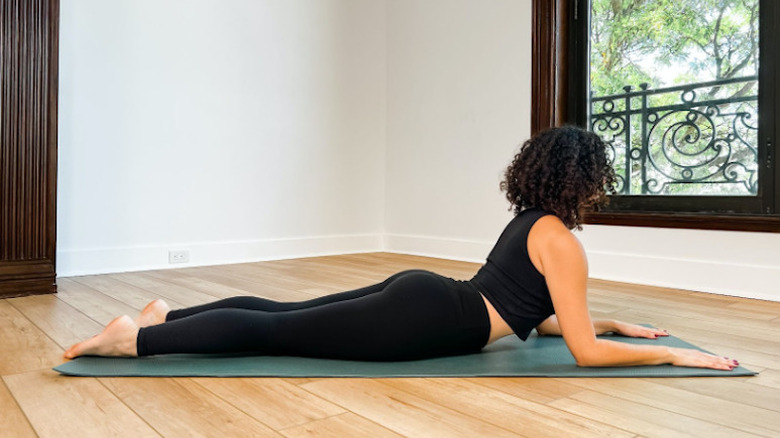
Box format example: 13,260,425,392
584,211,780,233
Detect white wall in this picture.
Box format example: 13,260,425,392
58,0,387,275
384,0,530,258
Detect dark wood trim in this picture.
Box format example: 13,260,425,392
0,260,56,297
585,211,780,232
0,0,59,297
531,0,570,135
531,0,780,233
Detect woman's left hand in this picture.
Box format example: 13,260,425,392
612,321,669,339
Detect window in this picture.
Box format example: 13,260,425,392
531,0,780,231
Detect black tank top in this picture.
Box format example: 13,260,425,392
469,208,555,340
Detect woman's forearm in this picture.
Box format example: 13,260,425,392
575,338,738,370
593,319,618,335
576,338,674,367
537,316,617,336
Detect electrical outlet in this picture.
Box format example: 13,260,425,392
168,250,190,264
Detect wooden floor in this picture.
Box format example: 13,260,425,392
2,253,779,437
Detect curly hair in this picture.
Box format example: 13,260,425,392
500,126,616,230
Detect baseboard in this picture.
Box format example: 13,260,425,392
0,278,57,298
57,234,383,277
0,260,57,297
587,250,780,302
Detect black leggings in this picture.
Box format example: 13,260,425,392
136,270,491,361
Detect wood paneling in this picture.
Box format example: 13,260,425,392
0,0,59,297
531,0,569,136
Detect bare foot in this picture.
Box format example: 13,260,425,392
63,315,139,359
134,299,170,328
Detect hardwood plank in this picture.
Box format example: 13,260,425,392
143,269,267,300
361,253,481,279
56,278,140,325
588,279,739,304
384,378,634,438
8,294,103,349
301,378,522,437
214,262,354,296
652,376,780,413
549,389,762,438
608,303,780,341
748,369,780,390
181,266,317,302
563,378,780,436
100,377,280,437
608,308,780,355
4,370,159,438
272,257,386,286
280,412,404,438
112,272,219,307
318,253,414,279
588,280,747,311
469,376,585,404
725,299,780,317
71,275,186,310
0,379,36,438
194,377,345,430
583,295,632,314
282,377,323,385
589,285,778,323
0,301,63,375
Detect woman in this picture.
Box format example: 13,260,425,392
65,126,738,371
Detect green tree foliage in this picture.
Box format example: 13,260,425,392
591,0,759,97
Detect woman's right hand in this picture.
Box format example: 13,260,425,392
669,347,739,371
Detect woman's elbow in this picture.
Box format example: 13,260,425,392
574,355,592,367
571,349,601,367
565,337,604,367
574,356,598,367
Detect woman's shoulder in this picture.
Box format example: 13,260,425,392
527,214,586,275
529,213,570,238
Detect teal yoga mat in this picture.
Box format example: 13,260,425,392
54,331,755,378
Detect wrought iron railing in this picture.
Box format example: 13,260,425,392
590,76,758,195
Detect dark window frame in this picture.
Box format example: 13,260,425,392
531,0,780,232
